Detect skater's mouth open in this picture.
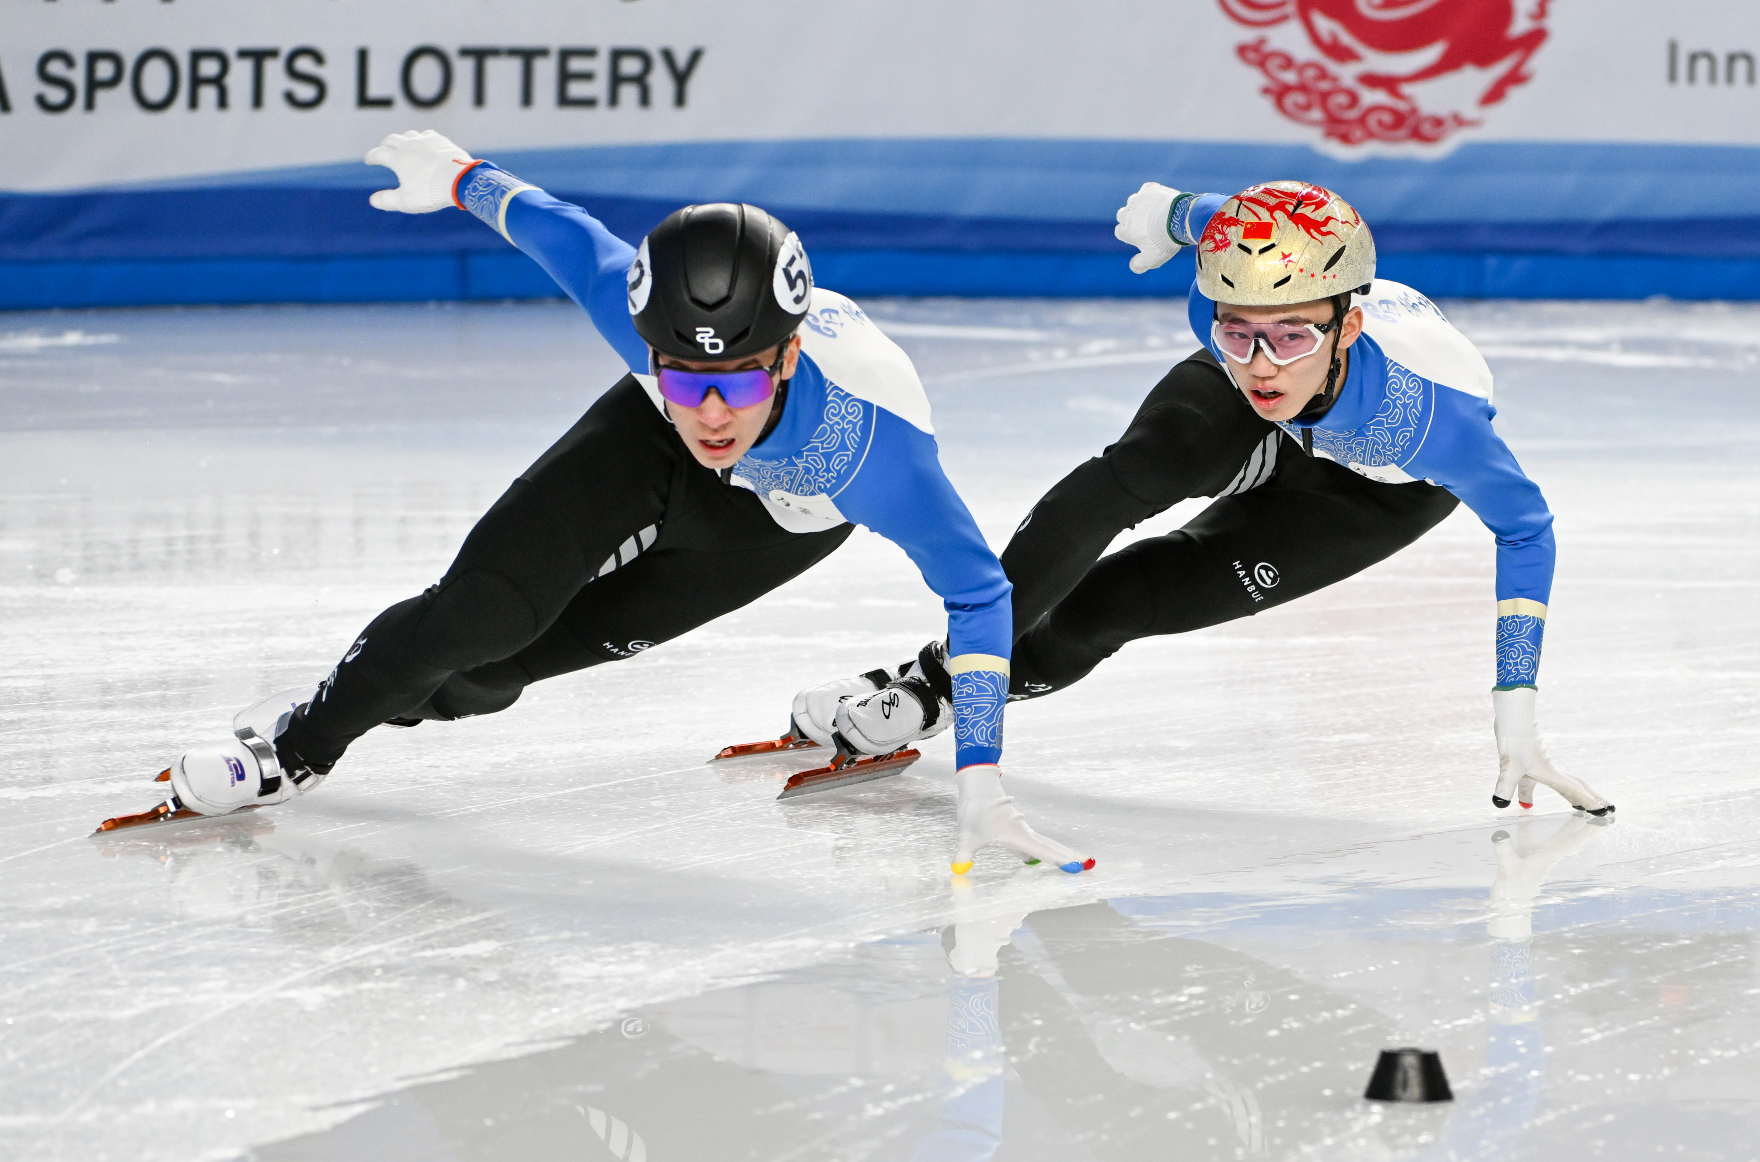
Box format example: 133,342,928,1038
656,336,803,471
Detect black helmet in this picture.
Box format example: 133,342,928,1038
627,203,813,361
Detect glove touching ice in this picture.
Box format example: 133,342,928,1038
365,130,479,214
1492,687,1613,815
953,765,1093,876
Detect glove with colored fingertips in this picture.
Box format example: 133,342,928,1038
1114,181,1185,274
953,765,1093,875
1492,687,1613,815
365,130,479,214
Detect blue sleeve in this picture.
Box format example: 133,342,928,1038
834,409,1013,769
1171,191,1230,247
1411,385,1557,689
456,163,649,375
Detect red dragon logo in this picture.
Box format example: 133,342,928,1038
1218,0,1550,146
1199,182,1353,254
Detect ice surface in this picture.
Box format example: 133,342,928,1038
3,297,1759,1160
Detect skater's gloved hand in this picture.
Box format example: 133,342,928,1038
365,130,479,213
953,765,1093,876
1114,181,1184,274
1492,687,1613,815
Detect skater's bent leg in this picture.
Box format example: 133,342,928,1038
1009,465,1461,700
281,480,610,768
1010,531,1247,697
407,523,854,721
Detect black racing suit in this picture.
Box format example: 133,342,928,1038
278,376,851,770
1002,348,1461,697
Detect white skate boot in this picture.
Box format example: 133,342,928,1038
794,641,954,757
97,687,324,832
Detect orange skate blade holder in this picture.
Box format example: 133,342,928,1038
711,733,821,761
777,749,920,800
94,800,202,833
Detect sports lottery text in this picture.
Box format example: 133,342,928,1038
0,45,704,115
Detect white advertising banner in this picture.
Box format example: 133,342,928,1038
2,1,1757,302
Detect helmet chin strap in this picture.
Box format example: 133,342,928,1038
1296,293,1351,421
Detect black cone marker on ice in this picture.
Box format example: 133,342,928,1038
1364,1048,1454,1102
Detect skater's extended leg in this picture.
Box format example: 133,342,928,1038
278,378,684,770
1010,456,1460,697
416,529,852,719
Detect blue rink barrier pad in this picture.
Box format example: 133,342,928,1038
6,248,1758,309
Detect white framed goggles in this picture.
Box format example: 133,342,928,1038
1211,318,1339,367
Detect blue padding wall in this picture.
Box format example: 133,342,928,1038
6,248,1758,311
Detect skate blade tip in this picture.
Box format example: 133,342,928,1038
1491,796,1511,809
1584,804,1614,817
154,769,171,783
1518,801,1533,810
711,736,821,761
1022,858,1041,866
950,861,973,876
1058,859,1092,874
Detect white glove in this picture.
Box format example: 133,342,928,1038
1114,181,1184,274
365,130,477,213
953,766,1092,875
1492,688,1613,815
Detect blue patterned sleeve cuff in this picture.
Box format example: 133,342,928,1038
1495,601,1546,689
950,661,1007,769
456,162,537,242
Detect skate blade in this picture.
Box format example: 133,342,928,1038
711,734,821,761
94,800,203,834
776,749,920,800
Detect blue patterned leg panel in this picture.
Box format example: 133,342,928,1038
952,669,1006,768
1496,614,1544,690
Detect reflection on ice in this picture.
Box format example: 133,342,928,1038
247,816,1760,1162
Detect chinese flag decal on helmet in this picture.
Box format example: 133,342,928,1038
1194,181,1376,306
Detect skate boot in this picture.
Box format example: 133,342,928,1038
795,640,954,757
96,687,327,832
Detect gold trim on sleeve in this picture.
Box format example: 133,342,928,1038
495,184,537,242
947,653,1011,677
1496,598,1548,619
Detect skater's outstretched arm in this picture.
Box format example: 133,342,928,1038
1407,389,1556,689
365,130,648,374
835,411,1015,771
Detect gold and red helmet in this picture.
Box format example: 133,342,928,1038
1194,181,1376,305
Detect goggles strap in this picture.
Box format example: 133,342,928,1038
754,343,793,445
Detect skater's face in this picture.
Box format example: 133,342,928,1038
1216,299,1363,422
659,335,802,469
